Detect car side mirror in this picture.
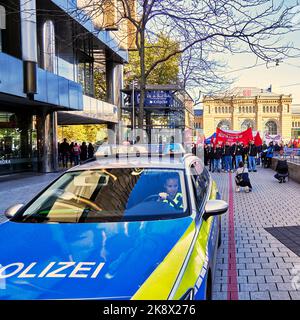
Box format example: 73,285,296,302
202,200,228,221
5,204,24,219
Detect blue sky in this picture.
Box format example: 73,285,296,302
190,0,300,106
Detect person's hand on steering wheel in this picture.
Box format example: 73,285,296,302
158,192,168,200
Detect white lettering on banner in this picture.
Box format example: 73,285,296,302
0,262,105,279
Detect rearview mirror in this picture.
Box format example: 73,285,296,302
202,200,228,221
5,204,24,219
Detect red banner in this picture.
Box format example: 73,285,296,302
215,127,253,145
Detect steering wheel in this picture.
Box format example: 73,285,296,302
143,194,160,202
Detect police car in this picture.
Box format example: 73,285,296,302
1,144,228,300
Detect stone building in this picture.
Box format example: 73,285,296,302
202,87,300,140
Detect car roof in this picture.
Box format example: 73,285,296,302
67,154,200,172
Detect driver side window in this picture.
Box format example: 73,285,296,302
190,162,209,210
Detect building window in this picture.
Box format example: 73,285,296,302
265,121,277,135
215,107,217,113
42,20,57,73
241,119,255,131
263,106,265,113
217,120,231,130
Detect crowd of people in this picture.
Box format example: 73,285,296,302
58,138,95,168
204,140,263,173
203,139,292,193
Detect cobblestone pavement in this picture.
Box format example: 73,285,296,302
212,167,300,300
0,172,63,223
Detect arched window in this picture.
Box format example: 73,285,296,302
239,107,241,113
42,20,57,73
222,107,225,113
215,107,218,113
217,120,231,130
241,119,255,131
266,106,269,113
263,106,265,113
265,121,277,135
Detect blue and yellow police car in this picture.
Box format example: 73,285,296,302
0,145,227,300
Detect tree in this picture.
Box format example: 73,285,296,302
124,33,180,86
70,1,300,132
58,124,107,144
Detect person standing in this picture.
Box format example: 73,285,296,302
265,142,274,168
204,144,209,166
69,142,74,166
80,142,88,162
248,140,258,172
60,138,69,168
72,143,81,166
212,142,223,173
208,143,214,171
223,141,233,172
233,141,243,170
88,143,95,159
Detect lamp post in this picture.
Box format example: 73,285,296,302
132,80,138,141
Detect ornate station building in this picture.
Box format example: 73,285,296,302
202,87,300,140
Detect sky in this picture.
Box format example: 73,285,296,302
190,0,300,107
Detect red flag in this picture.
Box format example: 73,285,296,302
254,132,263,146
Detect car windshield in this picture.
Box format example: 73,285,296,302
13,168,189,223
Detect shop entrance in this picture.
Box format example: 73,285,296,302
0,112,37,174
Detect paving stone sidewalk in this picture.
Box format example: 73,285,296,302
0,172,63,223
212,167,300,300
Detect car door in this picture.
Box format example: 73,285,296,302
171,161,213,300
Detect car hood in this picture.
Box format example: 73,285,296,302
0,217,192,299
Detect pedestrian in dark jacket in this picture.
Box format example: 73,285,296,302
204,144,209,166
212,142,223,172
233,141,244,170
207,144,214,171
235,161,253,192
248,140,258,172
88,143,95,159
60,138,69,168
223,141,233,172
274,156,288,183
80,142,88,161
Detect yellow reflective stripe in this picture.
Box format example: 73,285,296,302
163,193,183,208
173,223,207,299
173,179,219,298
132,180,219,300
210,180,218,200
131,220,195,300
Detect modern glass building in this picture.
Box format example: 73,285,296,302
0,0,129,175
